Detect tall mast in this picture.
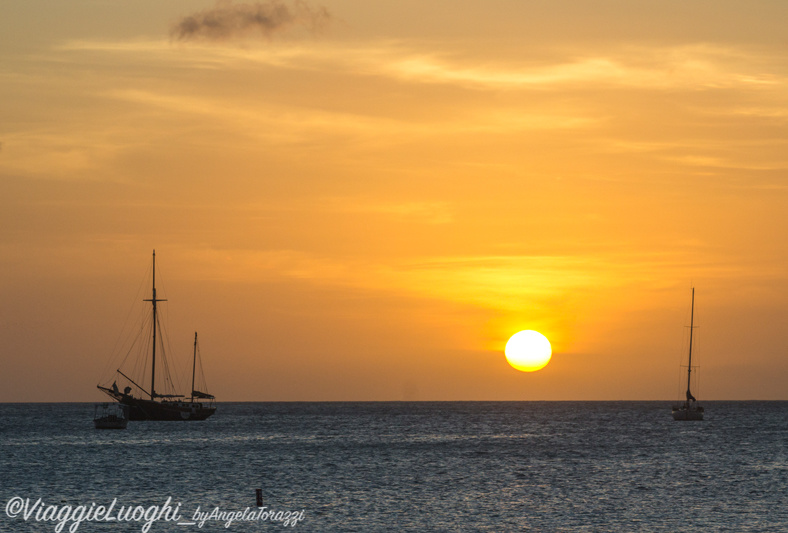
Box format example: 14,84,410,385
143,250,167,400
191,332,198,403
686,287,695,402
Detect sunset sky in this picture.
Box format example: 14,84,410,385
2,0,788,401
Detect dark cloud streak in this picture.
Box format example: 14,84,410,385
171,0,330,42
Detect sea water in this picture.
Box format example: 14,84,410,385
0,402,786,532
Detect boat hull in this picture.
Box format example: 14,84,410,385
123,398,216,421
98,387,215,421
94,403,129,428
94,418,128,429
672,405,704,421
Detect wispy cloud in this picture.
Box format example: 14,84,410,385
377,45,787,90
103,88,594,144
57,38,788,92
170,0,330,42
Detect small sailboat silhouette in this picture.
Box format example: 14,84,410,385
672,288,704,421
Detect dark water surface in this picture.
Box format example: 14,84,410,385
1,402,786,531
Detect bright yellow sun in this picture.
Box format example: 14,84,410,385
505,330,552,372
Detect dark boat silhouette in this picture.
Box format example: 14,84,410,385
94,403,128,429
97,251,216,421
672,288,704,421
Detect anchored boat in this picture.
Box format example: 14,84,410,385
97,251,216,421
672,288,704,421
94,403,128,429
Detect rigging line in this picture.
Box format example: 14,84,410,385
152,264,178,395
116,328,143,385
158,314,184,396
690,303,700,400
99,308,138,384
676,323,686,401
132,318,153,393
101,298,150,385
193,340,208,392
101,309,148,386
116,308,150,370
676,366,683,402
98,259,153,384
160,293,184,394
675,294,693,401
197,341,207,391
157,314,177,395
160,318,174,395
194,341,201,392
155,316,169,395
165,320,184,395
200,345,210,392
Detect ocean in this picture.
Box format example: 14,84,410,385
1,402,786,532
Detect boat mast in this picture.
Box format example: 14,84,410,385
191,332,197,403
686,287,695,403
143,250,167,400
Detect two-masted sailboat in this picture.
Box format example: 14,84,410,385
97,251,216,421
672,288,704,421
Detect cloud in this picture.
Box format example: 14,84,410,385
375,45,787,90
57,37,787,94
170,0,330,42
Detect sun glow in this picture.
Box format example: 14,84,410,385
504,330,552,372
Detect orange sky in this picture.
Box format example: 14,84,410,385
2,0,788,401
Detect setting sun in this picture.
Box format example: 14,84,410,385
505,330,552,372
